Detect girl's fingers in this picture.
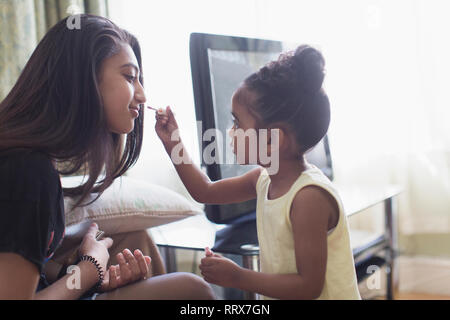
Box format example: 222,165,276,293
200,257,218,267
155,113,169,121
198,263,215,274
155,117,169,128
202,275,214,284
204,247,221,258
85,223,99,239
205,247,213,257
98,237,113,249
133,249,150,279
156,117,168,123
144,256,152,278
117,252,132,282
109,265,118,289
123,249,141,280
199,264,213,272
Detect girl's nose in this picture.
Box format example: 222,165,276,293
135,82,147,105
136,93,146,105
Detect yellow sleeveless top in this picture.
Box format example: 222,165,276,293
255,165,361,300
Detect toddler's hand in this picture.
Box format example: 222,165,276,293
205,247,214,257
154,106,180,150
199,248,242,288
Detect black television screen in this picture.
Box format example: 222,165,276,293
190,33,333,224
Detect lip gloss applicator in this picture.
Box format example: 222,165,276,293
147,106,168,116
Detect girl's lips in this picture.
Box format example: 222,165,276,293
130,108,140,118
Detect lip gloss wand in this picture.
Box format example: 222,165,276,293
147,106,167,115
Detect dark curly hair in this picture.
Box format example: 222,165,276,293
236,45,330,156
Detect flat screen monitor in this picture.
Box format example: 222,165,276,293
190,33,333,224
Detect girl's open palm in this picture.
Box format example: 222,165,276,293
100,249,152,292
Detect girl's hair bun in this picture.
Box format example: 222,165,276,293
291,45,326,94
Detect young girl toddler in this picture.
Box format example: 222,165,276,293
155,45,361,300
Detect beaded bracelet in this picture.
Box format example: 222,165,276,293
79,255,104,292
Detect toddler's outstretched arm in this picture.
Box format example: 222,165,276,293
154,106,261,204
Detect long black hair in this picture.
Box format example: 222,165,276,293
0,14,144,209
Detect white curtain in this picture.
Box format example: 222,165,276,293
109,0,450,234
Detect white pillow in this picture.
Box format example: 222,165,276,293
61,176,203,240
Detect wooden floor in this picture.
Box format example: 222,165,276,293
395,292,450,300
